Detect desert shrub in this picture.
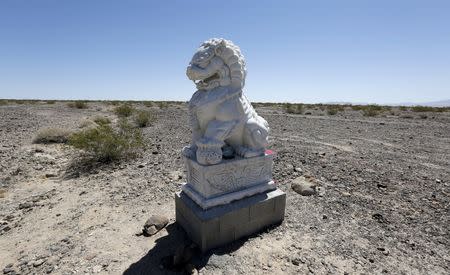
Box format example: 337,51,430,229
33,128,72,144
351,105,364,111
285,103,303,114
114,104,135,117
157,101,169,109
46,100,56,104
399,106,408,111
134,110,155,127
0,99,8,105
142,101,154,107
362,106,380,117
327,108,338,115
79,119,97,129
411,105,434,112
69,120,145,162
68,101,88,109
92,116,111,126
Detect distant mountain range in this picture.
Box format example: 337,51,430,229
394,99,450,107
323,99,450,107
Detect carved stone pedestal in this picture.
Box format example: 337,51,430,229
175,151,286,252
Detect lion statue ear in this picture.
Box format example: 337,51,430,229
215,39,227,55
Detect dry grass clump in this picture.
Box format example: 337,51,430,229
157,101,169,109
92,116,111,126
142,101,154,107
33,127,72,144
327,107,338,115
69,119,145,162
0,188,6,198
410,105,449,112
46,100,56,104
134,110,155,127
362,105,384,117
285,103,304,114
114,104,135,117
67,101,88,109
326,105,344,115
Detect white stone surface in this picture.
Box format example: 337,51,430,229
183,38,270,165
181,181,277,210
184,152,274,198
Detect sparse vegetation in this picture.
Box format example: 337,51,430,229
33,127,72,144
0,188,6,198
134,110,155,127
46,100,56,104
285,103,304,114
361,104,384,117
114,104,135,117
399,106,408,111
92,116,111,126
142,101,154,107
351,105,364,111
0,99,8,105
327,108,338,115
411,105,435,112
326,105,344,115
67,101,88,109
157,101,169,109
69,119,145,162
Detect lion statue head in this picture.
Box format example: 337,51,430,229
186,38,246,91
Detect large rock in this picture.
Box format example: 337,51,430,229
143,215,169,236
291,176,317,196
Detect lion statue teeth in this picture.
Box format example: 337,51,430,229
183,38,270,165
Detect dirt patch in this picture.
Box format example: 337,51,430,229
0,102,449,274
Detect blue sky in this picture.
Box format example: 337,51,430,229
0,0,449,104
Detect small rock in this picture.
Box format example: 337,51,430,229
45,172,57,178
377,183,387,189
33,259,45,267
294,167,303,173
436,179,441,183
372,213,386,223
137,163,145,168
143,215,169,236
18,202,33,209
45,266,54,273
92,265,102,273
291,177,316,196
2,267,14,274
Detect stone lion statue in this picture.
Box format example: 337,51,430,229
183,38,269,165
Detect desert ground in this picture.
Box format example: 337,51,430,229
0,101,449,275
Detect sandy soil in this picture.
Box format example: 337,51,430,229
0,102,449,274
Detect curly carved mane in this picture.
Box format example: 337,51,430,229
201,38,247,89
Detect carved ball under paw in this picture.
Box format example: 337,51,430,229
181,145,197,159
196,147,222,165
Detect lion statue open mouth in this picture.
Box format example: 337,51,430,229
183,38,269,165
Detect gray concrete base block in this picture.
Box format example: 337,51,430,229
175,188,286,252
